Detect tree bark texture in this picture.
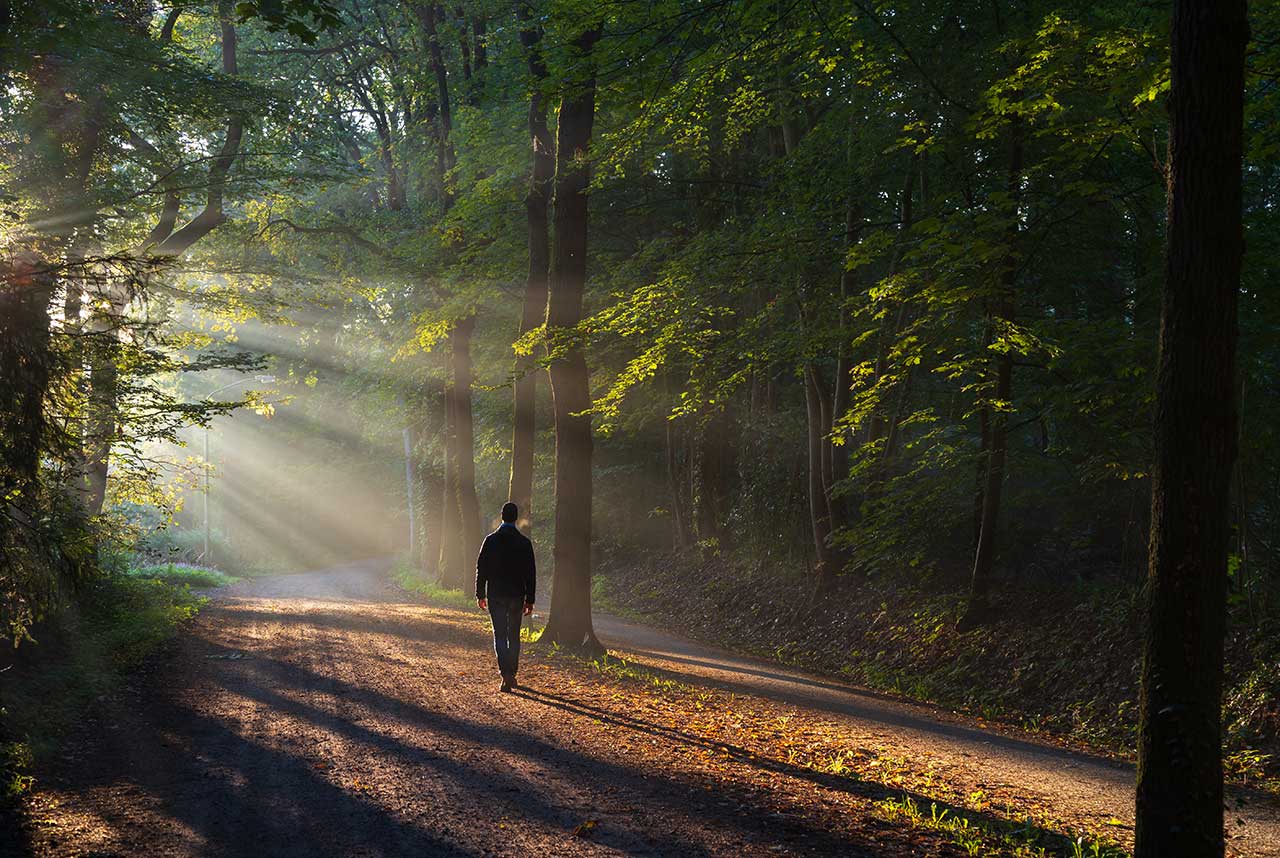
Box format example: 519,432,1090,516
542,24,602,651
0,255,54,514
507,10,553,531
412,2,455,202
1135,1,1247,854
805,364,836,581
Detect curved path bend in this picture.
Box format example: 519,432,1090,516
594,614,1280,857
18,562,1278,857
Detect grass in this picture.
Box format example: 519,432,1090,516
581,652,699,696
127,563,240,589
1,566,229,802
390,559,477,611
876,794,1128,858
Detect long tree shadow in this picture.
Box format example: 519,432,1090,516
217,598,1123,775
199,649,704,854
212,601,1111,778
512,684,1123,853
589,644,1280,818
222,592,1123,777
24,686,481,857
206,646,882,855
584,644,1131,774
204,636,1107,856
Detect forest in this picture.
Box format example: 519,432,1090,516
0,0,1274,856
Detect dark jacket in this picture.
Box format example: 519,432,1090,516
475,524,536,604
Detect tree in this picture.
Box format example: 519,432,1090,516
1134,1,1250,855
507,6,553,531
541,22,602,651
962,117,1024,628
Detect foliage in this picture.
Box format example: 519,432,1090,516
876,794,1126,858
0,573,208,798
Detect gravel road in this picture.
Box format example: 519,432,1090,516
19,561,1279,857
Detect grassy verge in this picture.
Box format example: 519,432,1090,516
875,794,1125,858
1,565,233,802
390,559,476,611
127,562,240,589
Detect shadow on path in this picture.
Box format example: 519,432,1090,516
603,645,1128,774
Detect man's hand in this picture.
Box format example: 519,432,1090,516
523,601,534,616
477,597,487,611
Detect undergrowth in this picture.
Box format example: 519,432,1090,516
128,563,240,589
1,567,228,803
876,794,1126,858
389,558,476,611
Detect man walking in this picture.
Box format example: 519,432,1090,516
475,502,535,692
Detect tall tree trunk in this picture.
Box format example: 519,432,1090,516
507,10,552,531
83,285,127,516
805,365,836,583
417,376,446,575
542,24,602,652
0,253,55,516
961,118,1024,629
1135,1,1247,854
450,315,483,563
437,370,465,586
412,2,455,203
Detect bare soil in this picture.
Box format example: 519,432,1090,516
16,562,1280,857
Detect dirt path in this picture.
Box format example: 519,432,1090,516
593,616,1280,856
19,562,1280,857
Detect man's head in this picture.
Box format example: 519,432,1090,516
501,502,519,524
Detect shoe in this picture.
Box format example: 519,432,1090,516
499,678,513,693
508,676,520,690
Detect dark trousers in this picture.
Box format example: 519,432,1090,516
487,597,524,678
